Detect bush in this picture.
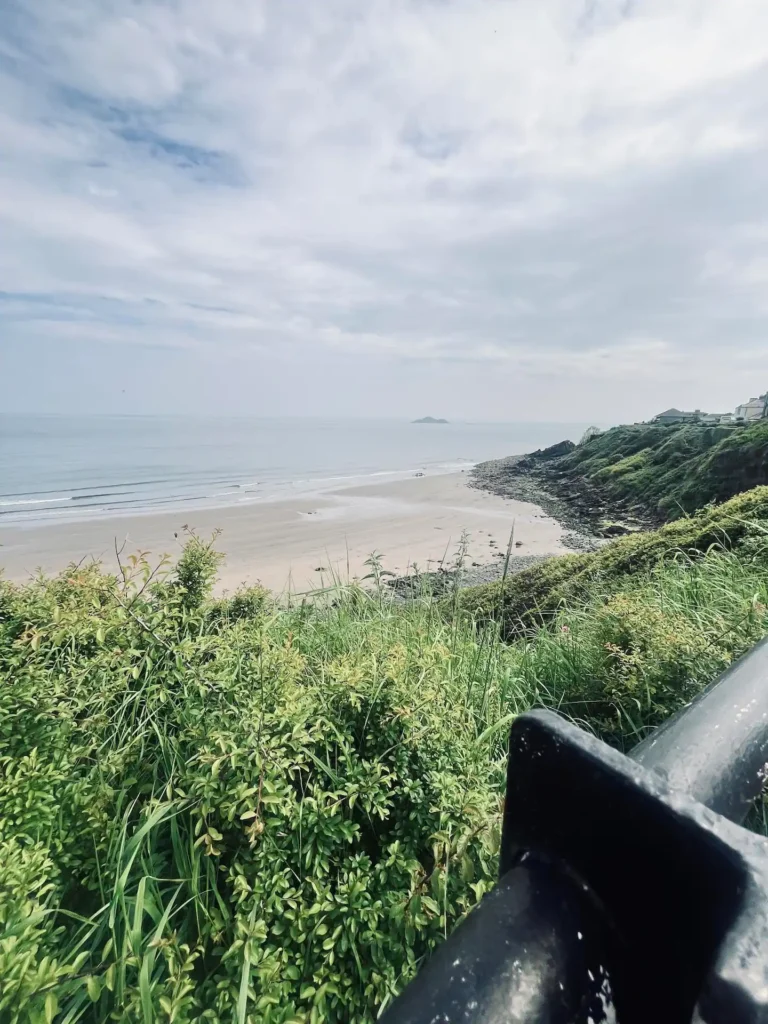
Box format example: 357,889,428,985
0,547,505,1023
2,532,768,1020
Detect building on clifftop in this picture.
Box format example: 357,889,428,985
653,408,702,424
735,394,768,422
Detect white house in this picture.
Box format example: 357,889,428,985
735,394,768,422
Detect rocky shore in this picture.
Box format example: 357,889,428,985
468,457,603,555
470,440,655,544
385,438,657,599
387,444,612,599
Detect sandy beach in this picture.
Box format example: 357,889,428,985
0,471,567,594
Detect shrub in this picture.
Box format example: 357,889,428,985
0,547,505,1023
171,529,225,610
1,532,768,1020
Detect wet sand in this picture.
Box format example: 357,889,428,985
0,472,567,594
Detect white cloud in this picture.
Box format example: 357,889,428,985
2,0,768,418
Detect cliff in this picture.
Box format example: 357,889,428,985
474,421,768,530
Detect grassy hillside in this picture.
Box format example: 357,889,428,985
481,419,768,525
454,486,768,635
563,419,768,517
2,523,768,1022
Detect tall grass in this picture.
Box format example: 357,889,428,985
1,533,767,1022
455,485,768,634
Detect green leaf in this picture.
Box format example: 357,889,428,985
460,853,474,882
237,907,256,1024
131,875,147,955
139,952,153,1024
422,896,440,915
44,993,58,1024
474,712,518,750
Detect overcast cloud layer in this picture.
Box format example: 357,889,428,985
2,0,768,420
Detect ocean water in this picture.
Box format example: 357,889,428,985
0,415,591,526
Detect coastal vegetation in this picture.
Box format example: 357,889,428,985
563,419,768,517
474,420,768,528
3,501,768,1022
454,486,768,635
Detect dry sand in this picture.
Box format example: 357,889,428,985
0,472,567,595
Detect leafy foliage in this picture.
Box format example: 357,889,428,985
578,425,603,445
2,523,768,1021
0,547,506,1023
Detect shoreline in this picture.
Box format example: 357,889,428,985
0,471,570,595
0,461,477,529
470,456,604,553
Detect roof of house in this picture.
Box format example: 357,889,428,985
656,408,689,417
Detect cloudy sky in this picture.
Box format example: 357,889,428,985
2,0,768,422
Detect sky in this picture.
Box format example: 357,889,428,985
2,0,768,422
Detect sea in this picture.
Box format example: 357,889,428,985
0,415,592,526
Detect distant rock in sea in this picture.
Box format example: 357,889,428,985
412,416,449,424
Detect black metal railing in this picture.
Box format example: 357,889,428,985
381,638,768,1024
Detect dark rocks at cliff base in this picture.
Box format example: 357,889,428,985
469,458,599,551
529,439,577,461
600,522,640,538
560,531,604,553
470,440,655,548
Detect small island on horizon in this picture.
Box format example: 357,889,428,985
412,416,449,424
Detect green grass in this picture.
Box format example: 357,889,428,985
547,419,768,518
454,485,768,635
2,527,768,1022
595,448,652,479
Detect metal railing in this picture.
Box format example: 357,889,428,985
381,638,768,1024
